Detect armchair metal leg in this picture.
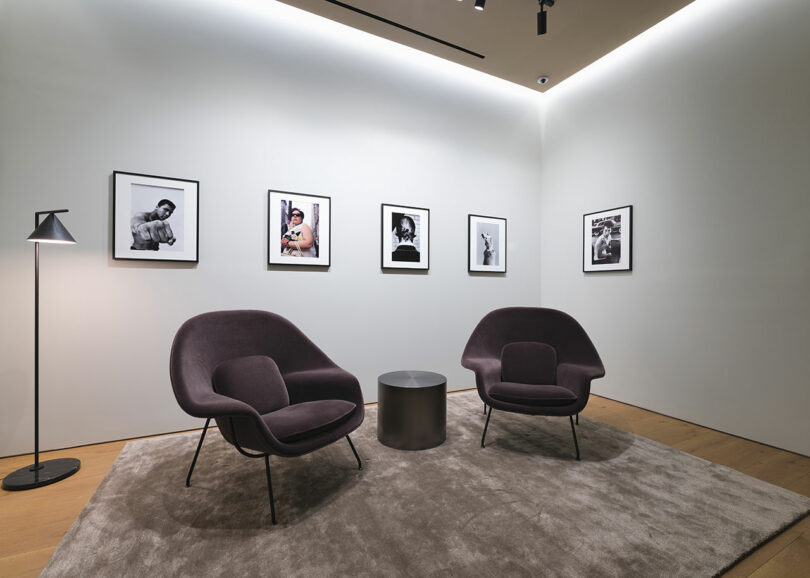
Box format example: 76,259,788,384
569,415,580,461
483,402,487,415
346,435,362,470
264,455,277,525
576,413,579,425
481,406,493,448
185,418,211,487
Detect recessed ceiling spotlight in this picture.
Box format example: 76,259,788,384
474,0,486,11
537,76,549,85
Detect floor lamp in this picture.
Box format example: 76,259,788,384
2,210,80,491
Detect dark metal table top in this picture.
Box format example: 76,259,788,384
378,370,446,389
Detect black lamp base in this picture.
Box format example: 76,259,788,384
2,458,80,491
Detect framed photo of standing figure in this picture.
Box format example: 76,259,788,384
113,171,199,262
268,190,331,267
468,214,506,273
583,205,633,272
381,204,429,270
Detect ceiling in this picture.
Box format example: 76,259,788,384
276,0,695,92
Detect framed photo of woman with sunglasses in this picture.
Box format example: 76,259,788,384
268,190,331,267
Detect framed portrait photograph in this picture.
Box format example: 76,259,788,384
113,171,199,262
268,190,331,267
381,204,429,270
583,205,633,272
468,214,507,273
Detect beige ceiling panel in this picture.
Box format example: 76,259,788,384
277,0,695,91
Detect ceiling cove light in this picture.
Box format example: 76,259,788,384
544,0,726,96
474,0,486,11
228,0,540,98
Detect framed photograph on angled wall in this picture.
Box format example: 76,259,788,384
381,204,430,270
113,171,199,262
468,214,506,273
583,205,633,272
268,190,331,267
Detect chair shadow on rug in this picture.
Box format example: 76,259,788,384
169,310,365,525
467,406,635,463
138,433,364,530
462,307,605,460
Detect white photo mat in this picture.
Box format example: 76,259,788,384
381,203,430,270
468,214,506,273
113,171,199,262
267,190,331,267
583,205,632,272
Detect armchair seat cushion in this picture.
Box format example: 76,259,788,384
264,400,356,443
489,382,577,407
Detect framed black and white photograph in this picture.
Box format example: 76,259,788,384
113,171,199,262
381,204,429,270
268,190,331,267
583,205,633,272
468,214,506,273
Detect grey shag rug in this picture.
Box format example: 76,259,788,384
42,392,809,577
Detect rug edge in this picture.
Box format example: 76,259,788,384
714,509,810,576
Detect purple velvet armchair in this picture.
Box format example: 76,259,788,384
170,310,364,523
461,307,605,459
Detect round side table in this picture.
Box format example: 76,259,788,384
377,370,447,450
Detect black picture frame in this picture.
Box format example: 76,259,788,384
113,171,199,262
583,205,633,272
381,203,430,270
268,190,331,267
468,214,507,273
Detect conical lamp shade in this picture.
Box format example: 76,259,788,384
27,213,76,244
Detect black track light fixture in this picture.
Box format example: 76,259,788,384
474,0,486,11
538,0,555,35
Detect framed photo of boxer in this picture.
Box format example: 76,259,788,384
381,203,430,270
268,190,331,267
468,214,506,273
583,205,632,272
113,171,199,262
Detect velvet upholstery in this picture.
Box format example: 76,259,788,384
170,310,364,458
461,307,605,417
212,355,289,414
264,400,356,443
501,342,558,385
489,383,577,407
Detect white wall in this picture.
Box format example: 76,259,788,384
5,0,806,460
540,0,810,455
0,0,543,457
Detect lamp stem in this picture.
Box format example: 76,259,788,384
31,206,60,472
33,240,41,472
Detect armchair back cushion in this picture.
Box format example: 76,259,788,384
212,355,289,414
500,342,557,385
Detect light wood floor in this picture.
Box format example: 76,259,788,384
1,394,808,577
